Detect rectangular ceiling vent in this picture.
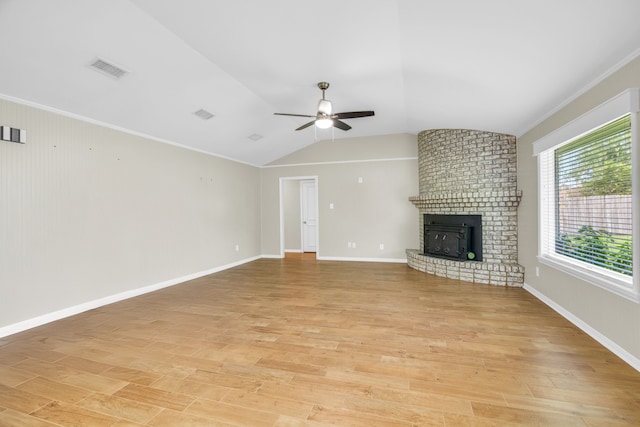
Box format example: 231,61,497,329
194,109,215,120
89,58,129,79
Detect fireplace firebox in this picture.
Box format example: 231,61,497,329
423,214,482,261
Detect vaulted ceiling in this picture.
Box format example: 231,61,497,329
1,0,639,165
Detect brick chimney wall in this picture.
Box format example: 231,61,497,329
407,129,524,286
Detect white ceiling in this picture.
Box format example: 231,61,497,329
1,0,639,166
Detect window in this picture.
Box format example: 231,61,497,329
534,89,638,301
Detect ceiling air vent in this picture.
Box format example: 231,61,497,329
88,58,129,79
194,109,215,120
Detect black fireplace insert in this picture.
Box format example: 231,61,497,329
423,214,482,261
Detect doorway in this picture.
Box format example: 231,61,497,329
279,176,318,258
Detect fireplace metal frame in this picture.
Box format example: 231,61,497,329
423,214,482,261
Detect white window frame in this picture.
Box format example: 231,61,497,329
533,89,639,302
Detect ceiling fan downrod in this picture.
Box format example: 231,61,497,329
317,81,330,97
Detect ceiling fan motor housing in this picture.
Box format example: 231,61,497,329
317,99,332,115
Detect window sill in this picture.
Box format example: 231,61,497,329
537,254,638,303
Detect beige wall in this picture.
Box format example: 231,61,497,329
0,98,261,330
518,56,640,362
268,133,418,165
261,134,419,259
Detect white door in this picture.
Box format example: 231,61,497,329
301,180,317,252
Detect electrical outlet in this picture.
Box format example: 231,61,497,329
358,177,363,183
329,203,334,209
352,242,356,248
535,266,539,277
235,244,240,252
347,242,351,248
379,243,384,250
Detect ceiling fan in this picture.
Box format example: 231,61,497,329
274,82,374,131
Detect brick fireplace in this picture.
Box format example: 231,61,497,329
407,129,524,286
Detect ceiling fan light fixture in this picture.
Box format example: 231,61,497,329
315,118,333,129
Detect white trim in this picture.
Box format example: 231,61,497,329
532,88,640,156
0,93,259,167
284,249,303,253
537,154,545,265
524,283,640,372
519,48,640,138
263,157,418,168
535,89,639,301
633,110,640,300
264,254,407,263
537,255,638,303
0,256,260,339
316,255,407,263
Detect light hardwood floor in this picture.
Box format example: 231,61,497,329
1,255,640,426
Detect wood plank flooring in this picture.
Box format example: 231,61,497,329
1,254,640,426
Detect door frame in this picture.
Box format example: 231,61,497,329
279,176,319,258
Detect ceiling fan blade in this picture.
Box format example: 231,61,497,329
295,120,316,131
333,120,352,131
333,111,375,119
274,113,316,118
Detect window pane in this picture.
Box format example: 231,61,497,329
554,115,632,276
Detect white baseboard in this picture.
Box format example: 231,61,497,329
260,254,408,264
316,255,407,263
0,255,261,339
284,249,303,253
524,283,640,372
